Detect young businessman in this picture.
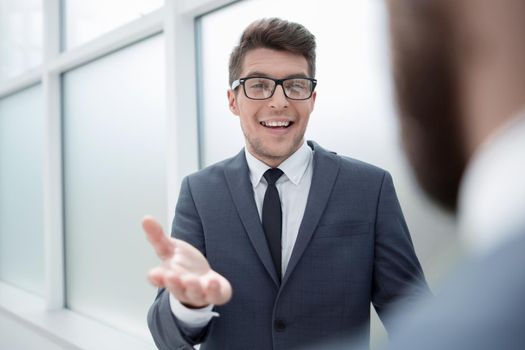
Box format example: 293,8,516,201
143,18,429,350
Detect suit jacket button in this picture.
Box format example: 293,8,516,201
274,319,286,331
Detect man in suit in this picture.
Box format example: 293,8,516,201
143,18,429,350
312,1,525,349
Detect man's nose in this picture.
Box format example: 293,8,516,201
268,84,289,108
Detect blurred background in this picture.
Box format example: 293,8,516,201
0,0,461,348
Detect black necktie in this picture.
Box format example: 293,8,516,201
262,168,284,280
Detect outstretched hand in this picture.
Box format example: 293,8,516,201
142,216,232,308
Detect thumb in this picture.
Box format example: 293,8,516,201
142,216,174,260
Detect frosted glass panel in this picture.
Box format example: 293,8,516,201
63,0,163,49
0,0,43,81
0,84,44,295
63,35,166,338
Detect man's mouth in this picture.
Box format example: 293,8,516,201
260,120,293,128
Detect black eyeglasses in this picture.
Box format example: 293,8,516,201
231,77,317,100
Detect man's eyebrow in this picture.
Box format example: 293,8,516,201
243,72,310,79
284,73,310,79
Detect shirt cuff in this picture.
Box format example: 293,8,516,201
169,293,219,328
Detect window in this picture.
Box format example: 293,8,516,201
0,84,44,295
0,0,43,81
62,0,163,49
62,35,166,337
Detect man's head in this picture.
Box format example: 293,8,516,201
388,0,525,212
227,18,317,167
228,18,316,87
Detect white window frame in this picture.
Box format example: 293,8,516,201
0,0,237,348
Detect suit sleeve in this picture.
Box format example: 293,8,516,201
371,171,432,332
147,176,214,349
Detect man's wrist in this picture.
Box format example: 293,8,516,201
169,293,218,327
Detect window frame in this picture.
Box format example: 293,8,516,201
0,0,235,347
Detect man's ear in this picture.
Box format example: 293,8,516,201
227,90,240,116
311,90,317,107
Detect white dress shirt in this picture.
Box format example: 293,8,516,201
170,141,314,327
459,109,525,255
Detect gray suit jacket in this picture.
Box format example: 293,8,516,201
314,231,525,350
148,141,429,350
379,231,525,350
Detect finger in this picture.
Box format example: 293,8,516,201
182,276,206,307
205,274,232,305
142,216,174,260
147,266,166,288
204,279,220,304
164,272,187,301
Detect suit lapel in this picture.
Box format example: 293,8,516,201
282,141,341,286
224,150,280,287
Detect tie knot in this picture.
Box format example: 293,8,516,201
263,168,283,186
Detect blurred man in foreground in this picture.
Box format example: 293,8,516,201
308,0,525,348
383,0,525,348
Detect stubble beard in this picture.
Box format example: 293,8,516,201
245,133,304,166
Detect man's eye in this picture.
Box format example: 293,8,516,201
286,80,307,90
249,81,273,90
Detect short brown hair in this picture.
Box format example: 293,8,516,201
228,18,317,86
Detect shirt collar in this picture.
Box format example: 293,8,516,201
245,141,312,188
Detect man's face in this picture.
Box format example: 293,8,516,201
388,0,468,212
228,48,316,167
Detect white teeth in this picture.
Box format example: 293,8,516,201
262,121,290,127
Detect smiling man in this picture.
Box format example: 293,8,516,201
144,18,429,350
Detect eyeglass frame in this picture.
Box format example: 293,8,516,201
231,76,317,100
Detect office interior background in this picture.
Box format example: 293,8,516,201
0,0,461,348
